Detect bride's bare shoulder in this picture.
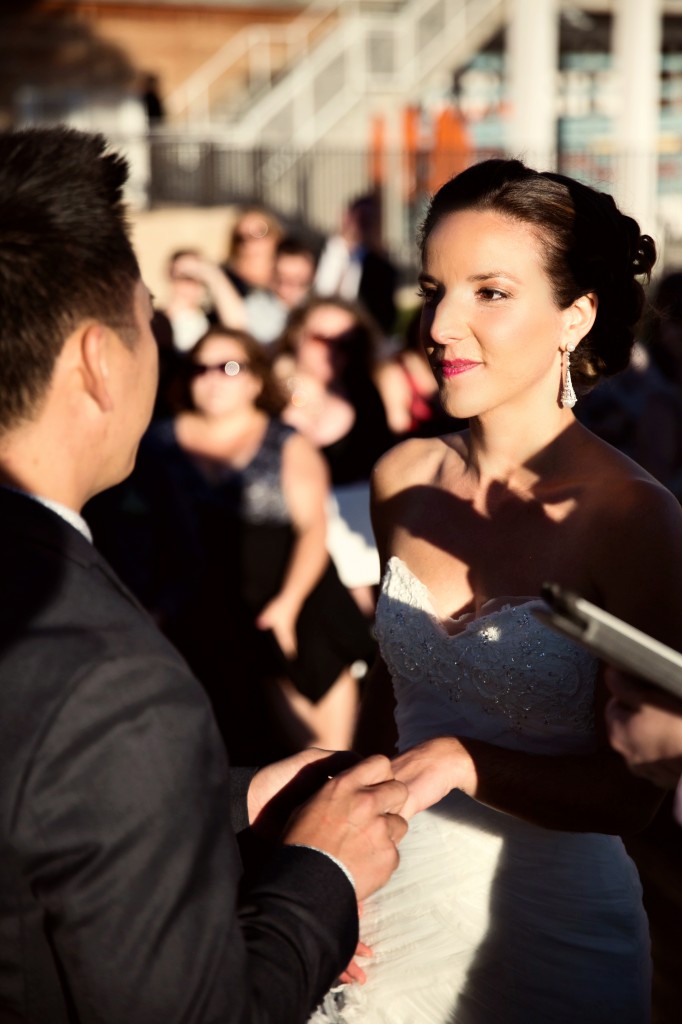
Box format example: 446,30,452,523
372,431,468,500
579,430,680,521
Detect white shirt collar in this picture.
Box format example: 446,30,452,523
1,485,93,543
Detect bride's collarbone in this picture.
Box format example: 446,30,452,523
392,518,590,617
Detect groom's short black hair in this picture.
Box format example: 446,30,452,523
0,126,140,433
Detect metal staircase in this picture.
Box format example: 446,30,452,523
167,0,506,147
166,0,341,128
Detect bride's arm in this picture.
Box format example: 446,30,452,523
390,714,662,834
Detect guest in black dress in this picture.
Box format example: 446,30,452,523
87,327,375,763
273,296,397,616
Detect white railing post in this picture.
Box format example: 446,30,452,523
612,0,662,233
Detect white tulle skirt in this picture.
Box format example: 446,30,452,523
310,792,650,1024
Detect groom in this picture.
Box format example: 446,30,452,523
0,126,407,1023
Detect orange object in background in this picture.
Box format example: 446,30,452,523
428,107,472,193
402,105,422,200
370,114,386,187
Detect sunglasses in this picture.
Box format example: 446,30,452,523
301,330,353,350
188,360,251,378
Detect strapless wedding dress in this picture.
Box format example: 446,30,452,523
310,557,650,1024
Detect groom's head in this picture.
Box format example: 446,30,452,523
0,127,158,501
0,126,142,435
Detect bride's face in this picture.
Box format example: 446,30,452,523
419,208,574,421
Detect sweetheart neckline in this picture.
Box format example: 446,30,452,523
383,555,543,636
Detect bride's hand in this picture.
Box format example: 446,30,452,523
338,903,370,985
338,942,372,985
391,737,477,818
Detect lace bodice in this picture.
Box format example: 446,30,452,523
375,557,599,756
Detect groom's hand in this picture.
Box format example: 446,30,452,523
283,755,408,902
247,748,360,836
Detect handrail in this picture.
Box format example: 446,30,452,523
166,0,505,148
228,0,504,146
165,0,340,122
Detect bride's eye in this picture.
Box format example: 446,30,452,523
477,287,507,302
475,286,507,301
416,285,438,306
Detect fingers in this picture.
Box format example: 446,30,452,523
604,669,652,706
383,810,408,847
331,756,409,817
605,692,682,789
339,959,368,986
604,694,632,735
339,753,394,785
604,669,682,716
378,779,409,817
255,612,297,659
284,754,409,902
338,939,373,984
338,754,407,799
272,632,296,658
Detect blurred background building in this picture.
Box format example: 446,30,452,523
4,0,682,283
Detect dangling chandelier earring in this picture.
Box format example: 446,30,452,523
560,344,577,409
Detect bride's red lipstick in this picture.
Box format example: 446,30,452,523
440,359,481,378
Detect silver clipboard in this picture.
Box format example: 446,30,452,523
534,583,682,700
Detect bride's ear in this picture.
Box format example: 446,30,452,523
563,292,597,349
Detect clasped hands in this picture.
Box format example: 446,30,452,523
247,737,475,984
249,738,476,887
248,749,409,904
249,735,476,850
389,735,478,819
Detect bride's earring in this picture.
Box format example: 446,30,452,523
560,344,577,409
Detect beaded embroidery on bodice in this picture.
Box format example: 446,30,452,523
375,557,599,756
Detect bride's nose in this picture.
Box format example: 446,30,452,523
429,295,470,345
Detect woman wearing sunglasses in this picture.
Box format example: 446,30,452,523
91,326,375,762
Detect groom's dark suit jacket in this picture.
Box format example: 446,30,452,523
0,488,356,1023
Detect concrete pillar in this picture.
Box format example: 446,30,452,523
612,0,661,237
506,0,559,170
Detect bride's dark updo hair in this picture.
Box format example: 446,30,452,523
419,159,657,393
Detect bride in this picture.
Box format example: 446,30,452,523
311,159,682,1023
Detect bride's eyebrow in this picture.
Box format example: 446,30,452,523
469,271,522,284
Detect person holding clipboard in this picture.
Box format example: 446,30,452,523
606,668,682,819
538,585,682,1020
536,583,682,811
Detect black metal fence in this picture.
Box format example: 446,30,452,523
142,134,682,274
